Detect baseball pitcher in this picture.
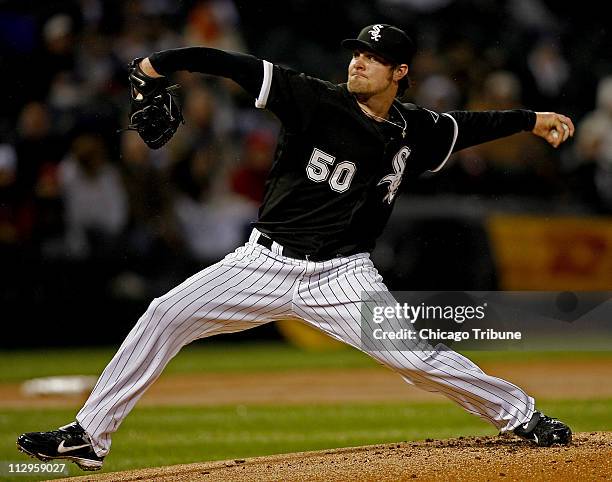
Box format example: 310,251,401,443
17,24,574,471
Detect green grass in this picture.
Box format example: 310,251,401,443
0,342,610,383
1,399,610,481
0,342,372,383
1,342,610,480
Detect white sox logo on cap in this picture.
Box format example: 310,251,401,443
342,24,416,65
369,24,384,41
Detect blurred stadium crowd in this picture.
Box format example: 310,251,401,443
1,0,611,343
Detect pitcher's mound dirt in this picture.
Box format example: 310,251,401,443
61,431,611,481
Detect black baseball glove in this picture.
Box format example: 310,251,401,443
126,58,183,149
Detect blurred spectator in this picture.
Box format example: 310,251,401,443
79,0,104,28
442,40,489,108
106,131,183,298
183,0,246,52
172,147,257,264
230,130,276,204
169,83,231,166
75,30,120,98
506,0,559,34
15,102,64,192
414,74,461,112
523,39,570,110
0,141,30,312
573,76,612,211
14,102,66,247
119,131,179,258
0,143,33,248
59,134,128,258
454,71,555,195
111,3,182,70
40,14,79,109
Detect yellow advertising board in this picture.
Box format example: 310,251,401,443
487,214,612,290
276,319,346,351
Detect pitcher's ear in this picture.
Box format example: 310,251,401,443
394,64,409,82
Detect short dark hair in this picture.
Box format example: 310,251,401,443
397,76,410,98
393,65,411,98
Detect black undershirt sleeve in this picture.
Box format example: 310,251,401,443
448,109,537,152
148,47,264,98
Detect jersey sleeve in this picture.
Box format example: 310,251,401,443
255,62,337,131
417,108,459,173
148,47,264,96
446,110,536,152
149,47,335,132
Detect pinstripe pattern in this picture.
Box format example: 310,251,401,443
77,230,534,457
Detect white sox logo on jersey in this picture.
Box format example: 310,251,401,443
369,25,384,41
378,146,410,204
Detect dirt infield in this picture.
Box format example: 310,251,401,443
8,358,611,480
2,359,612,408
57,432,611,481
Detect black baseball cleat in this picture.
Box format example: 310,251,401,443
16,421,104,471
513,411,572,447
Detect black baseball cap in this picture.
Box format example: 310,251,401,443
341,24,416,65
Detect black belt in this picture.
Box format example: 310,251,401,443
256,234,340,262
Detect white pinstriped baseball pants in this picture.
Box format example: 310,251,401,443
77,229,534,457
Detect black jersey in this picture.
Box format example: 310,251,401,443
149,48,536,259
251,61,458,256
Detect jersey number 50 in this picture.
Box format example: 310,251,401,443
306,148,356,193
